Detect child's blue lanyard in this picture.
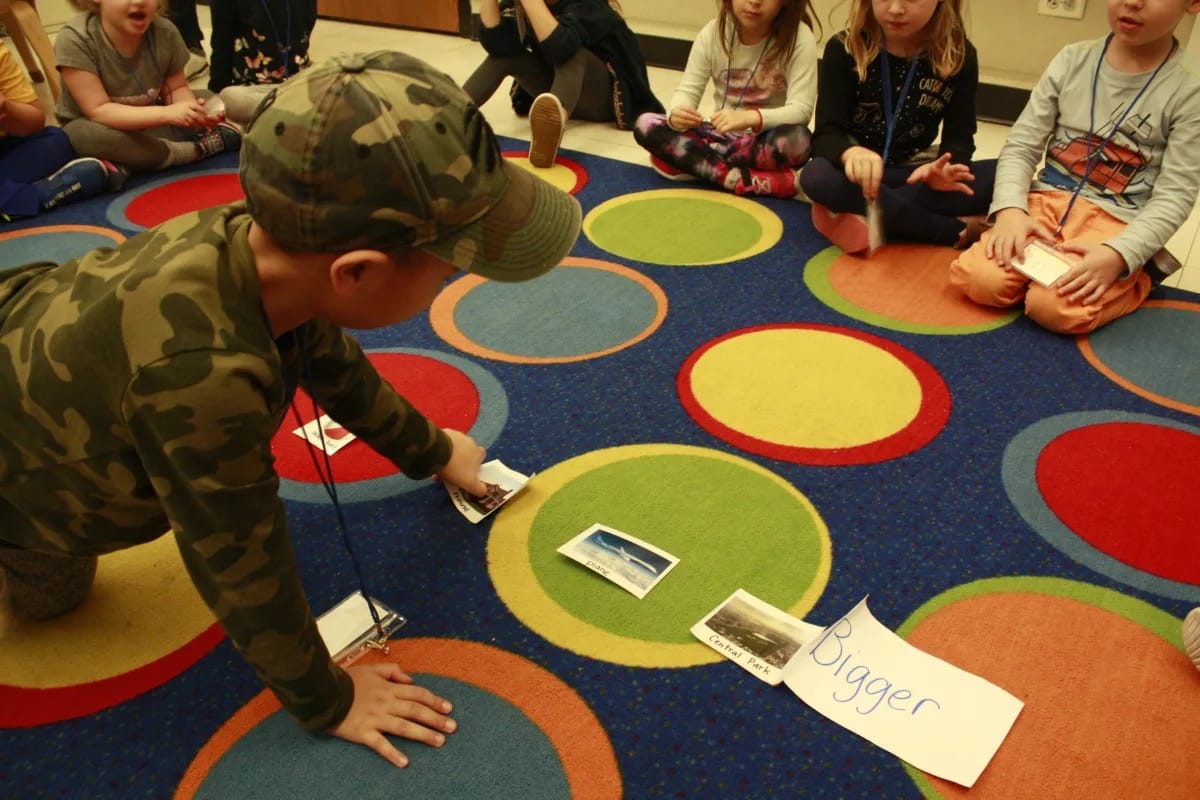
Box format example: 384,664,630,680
1052,33,1174,238
99,18,167,104
259,0,295,77
719,33,771,112
880,50,921,165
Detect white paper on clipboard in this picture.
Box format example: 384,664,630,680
1014,241,1073,287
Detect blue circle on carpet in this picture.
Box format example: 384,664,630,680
277,348,508,504
192,675,570,799
431,259,667,363
1001,410,1200,603
1084,301,1200,411
0,226,124,270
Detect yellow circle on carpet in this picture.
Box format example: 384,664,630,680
488,444,832,668
690,328,922,448
0,535,214,687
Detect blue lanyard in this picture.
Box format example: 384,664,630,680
1053,34,1175,237
720,33,771,112
880,50,921,165
259,0,295,76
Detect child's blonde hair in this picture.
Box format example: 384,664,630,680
838,0,967,81
69,0,171,11
716,0,821,72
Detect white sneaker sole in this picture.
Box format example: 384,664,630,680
528,94,566,169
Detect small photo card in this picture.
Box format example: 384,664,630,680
447,459,530,523
1015,240,1073,287
292,413,356,455
557,523,679,599
692,589,824,685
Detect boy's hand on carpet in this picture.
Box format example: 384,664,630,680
331,663,457,768
439,429,488,496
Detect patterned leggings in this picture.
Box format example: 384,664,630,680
633,111,812,197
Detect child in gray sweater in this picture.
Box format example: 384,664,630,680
950,0,1200,334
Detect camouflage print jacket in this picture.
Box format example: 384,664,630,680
0,203,452,730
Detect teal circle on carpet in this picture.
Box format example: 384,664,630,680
529,453,827,643
1086,302,1200,409
0,228,123,270
192,675,569,799
583,190,782,266
453,266,661,358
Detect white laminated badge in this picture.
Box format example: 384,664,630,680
292,414,356,455
557,523,679,599
448,459,531,523
866,198,885,255
691,589,824,685
1015,241,1073,287
316,591,406,665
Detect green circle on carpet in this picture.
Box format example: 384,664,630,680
528,453,826,643
583,189,783,266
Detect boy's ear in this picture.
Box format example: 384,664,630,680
328,250,392,295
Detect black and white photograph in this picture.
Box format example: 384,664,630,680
692,589,823,685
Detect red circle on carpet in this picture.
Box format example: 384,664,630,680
272,352,481,483
125,172,244,227
1037,422,1200,584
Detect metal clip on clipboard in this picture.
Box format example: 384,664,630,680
316,591,407,666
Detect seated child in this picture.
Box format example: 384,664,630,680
634,0,819,199
950,0,1200,334
208,0,317,125
54,0,241,175
1,40,123,220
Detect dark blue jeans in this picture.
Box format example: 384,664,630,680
800,156,997,247
0,127,74,217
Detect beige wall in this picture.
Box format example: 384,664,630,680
614,0,1196,89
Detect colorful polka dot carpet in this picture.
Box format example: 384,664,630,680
2,141,1199,800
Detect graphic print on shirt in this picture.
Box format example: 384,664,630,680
718,64,785,109
1043,105,1153,207
851,68,954,162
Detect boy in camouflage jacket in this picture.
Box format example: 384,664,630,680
0,51,581,767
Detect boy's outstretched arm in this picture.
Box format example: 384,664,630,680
330,663,457,768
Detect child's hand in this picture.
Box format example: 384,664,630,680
986,208,1055,268
668,106,702,131
841,146,884,200
329,663,457,768
709,108,757,134
1050,241,1126,304
438,428,488,496
164,99,210,128
906,153,975,195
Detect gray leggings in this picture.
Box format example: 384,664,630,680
0,545,97,621
463,48,615,122
61,117,198,173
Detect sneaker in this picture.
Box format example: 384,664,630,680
185,47,209,81
194,122,242,160
1185,607,1200,672
729,168,800,199
811,203,871,254
35,157,110,212
528,92,567,168
650,155,696,182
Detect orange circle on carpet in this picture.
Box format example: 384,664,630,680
678,323,951,464
176,638,621,799
899,578,1200,799
0,535,221,727
804,244,1019,334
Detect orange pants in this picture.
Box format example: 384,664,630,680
949,192,1152,334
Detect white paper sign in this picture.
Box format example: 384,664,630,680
782,598,1023,787
691,589,824,685
292,413,356,455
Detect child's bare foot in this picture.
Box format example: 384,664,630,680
956,215,988,249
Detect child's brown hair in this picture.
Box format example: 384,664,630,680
837,0,967,81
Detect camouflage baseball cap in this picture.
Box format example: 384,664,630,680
238,50,581,281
